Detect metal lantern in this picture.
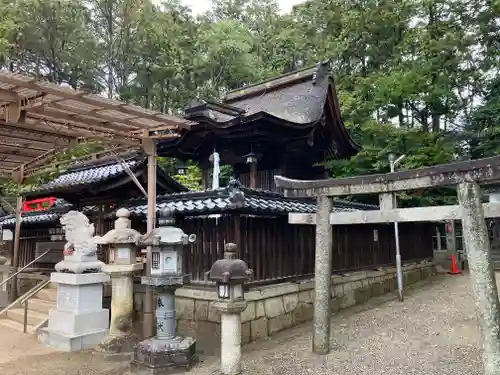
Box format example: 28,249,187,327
206,243,253,301
175,159,188,175
244,152,258,165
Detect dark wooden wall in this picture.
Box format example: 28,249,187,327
12,214,434,286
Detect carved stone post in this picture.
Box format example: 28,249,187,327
458,182,500,375
38,211,110,352
94,208,143,360
313,195,333,354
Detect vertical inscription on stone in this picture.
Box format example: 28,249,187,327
157,297,164,308
57,285,77,310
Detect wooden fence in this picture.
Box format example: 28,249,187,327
12,214,434,286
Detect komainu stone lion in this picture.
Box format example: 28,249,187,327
60,211,98,257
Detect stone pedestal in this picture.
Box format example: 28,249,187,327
38,272,110,351
214,300,247,375
0,256,9,309
96,264,143,360
131,285,197,374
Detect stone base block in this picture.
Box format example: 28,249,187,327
48,309,109,336
38,327,108,352
131,336,197,375
95,334,141,361
0,290,8,309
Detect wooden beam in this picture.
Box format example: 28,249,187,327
275,156,500,197
0,143,47,155
0,152,34,162
0,73,190,129
0,133,63,149
5,101,21,122
1,118,140,146
0,160,22,167
288,203,500,225
0,120,75,140
0,88,20,102
47,101,176,131
29,106,146,139
21,147,64,174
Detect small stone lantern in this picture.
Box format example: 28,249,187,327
93,208,144,359
206,243,253,375
131,208,197,374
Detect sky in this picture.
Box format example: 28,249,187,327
179,0,305,15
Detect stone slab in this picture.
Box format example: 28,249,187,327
102,263,143,275
48,309,109,335
51,272,110,285
38,327,108,352
56,282,105,313
131,336,197,375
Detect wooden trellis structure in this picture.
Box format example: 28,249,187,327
0,70,192,337
275,156,500,375
0,71,193,177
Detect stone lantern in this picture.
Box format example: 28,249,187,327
131,208,197,374
93,208,143,359
206,243,253,375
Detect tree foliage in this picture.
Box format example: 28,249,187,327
0,0,498,205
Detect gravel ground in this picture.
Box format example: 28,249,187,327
0,273,486,375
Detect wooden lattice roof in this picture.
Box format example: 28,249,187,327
0,70,194,179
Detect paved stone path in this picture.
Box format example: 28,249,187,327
0,273,486,375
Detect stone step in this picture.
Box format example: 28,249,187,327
27,298,54,314
36,288,57,303
7,307,46,326
0,318,35,334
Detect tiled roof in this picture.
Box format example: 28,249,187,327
24,157,141,194
1,181,377,228
0,199,73,227
114,180,376,218
22,154,188,200
157,61,360,161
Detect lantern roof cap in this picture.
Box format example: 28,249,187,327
94,207,142,245
207,243,253,284
138,208,196,246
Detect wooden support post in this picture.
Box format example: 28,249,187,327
458,182,500,375
142,138,157,338
312,195,333,354
233,214,241,255
11,166,24,302
249,162,257,189
201,167,210,190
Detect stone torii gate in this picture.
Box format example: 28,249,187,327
275,156,500,375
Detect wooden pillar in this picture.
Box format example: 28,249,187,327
458,182,500,375
201,167,210,191
11,166,24,302
246,153,258,189
249,162,257,189
312,195,333,354
142,138,157,338
97,204,104,235
233,214,241,255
